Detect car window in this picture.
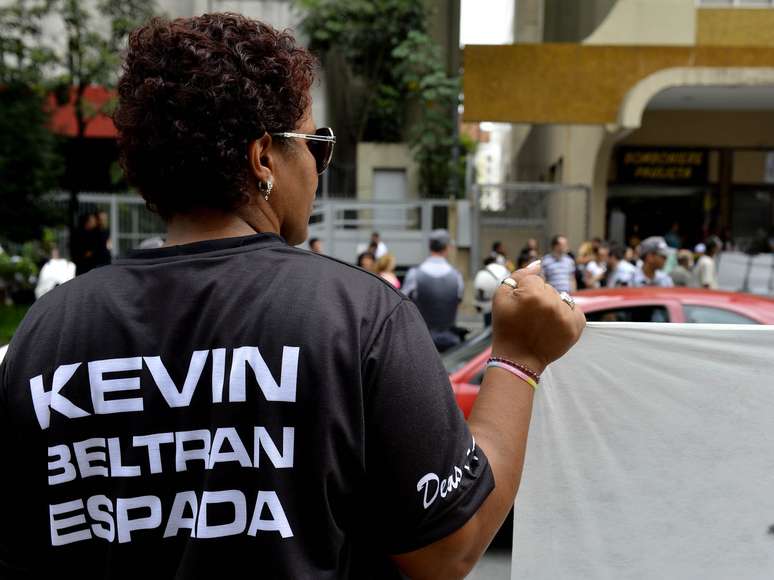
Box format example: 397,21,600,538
469,368,485,386
585,305,670,323
441,328,493,374
683,305,757,325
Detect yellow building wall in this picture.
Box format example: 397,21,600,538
697,9,774,47
463,44,774,124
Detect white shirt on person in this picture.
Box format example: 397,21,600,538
693,255,718,289
585,260,607,289
607,260,636,287
474,263,510,314
631,267,674,288
374,241,388,260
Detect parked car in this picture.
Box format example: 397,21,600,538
445,287,774,418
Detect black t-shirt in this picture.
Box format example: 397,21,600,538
0,234,493,579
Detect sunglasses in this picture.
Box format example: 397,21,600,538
271,127,336,175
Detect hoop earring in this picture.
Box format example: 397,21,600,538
259,178,273,201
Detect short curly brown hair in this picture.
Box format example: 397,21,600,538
114,13,317,218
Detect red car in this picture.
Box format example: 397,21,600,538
445,287,774,417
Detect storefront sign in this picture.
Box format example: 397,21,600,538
617,147,708,184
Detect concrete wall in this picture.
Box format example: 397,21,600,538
585,0,695,46
515,124,609,245
356,143,419,200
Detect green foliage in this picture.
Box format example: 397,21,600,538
0,0,156,248
298,0,426,143
297,0,467,197
0,304,30,344
0,0,56,86
0,252,38,305
393,30,462,197
0,84,65,243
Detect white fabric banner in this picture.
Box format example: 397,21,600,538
512,322,774,580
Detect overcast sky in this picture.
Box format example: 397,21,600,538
460,0,514,46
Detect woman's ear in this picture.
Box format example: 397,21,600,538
248,133,274,182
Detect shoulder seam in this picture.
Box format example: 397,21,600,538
293,247,406,298
360,298,413,367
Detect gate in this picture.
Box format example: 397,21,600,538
470,182,591,274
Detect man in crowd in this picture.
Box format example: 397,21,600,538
670,249,694,287
370,231,388,260
308,237,323,253
694,236,720,289
632,236,673,287
606,243,636,287
490,241,515,270
542,235,576,293
403,229,464,351
584,242,609,289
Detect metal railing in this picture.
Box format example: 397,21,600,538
307,198,458,266
49,193,165,258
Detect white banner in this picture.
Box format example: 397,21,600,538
513,322,774,580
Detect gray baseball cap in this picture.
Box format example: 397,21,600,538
429,229,452,247
640,236,670,258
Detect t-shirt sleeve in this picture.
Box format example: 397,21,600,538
361,300,494,554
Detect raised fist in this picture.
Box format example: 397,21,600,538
491,261,586,375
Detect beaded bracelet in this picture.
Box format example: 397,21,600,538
487,356,541,382
486,360,539,390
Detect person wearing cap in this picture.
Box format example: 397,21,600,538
403,229,465,352
693,236,720,289
632,236,673,287
694,242,706,262
670,249,694,287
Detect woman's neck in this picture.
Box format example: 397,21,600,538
164,210,263,247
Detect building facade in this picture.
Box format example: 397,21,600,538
464,0,774,252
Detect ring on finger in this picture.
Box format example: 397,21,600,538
559,291,575,310
501,278,518,289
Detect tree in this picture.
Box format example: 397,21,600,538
1,0,156,250
297,0,426,144
0,1,64,244
297,0,466,197
393,29,465,198
51,0,157,242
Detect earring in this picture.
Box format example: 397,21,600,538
259,178,273,201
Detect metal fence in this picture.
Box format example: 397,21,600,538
50,192,166,258
470,182,591,274
717,251,774,296
307,198,459,266
49,193,461,266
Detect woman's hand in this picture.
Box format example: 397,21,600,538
491,261,586,375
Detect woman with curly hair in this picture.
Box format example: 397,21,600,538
0,13,584,579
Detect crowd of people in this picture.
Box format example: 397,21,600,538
317,228,725,352
504,232,721,295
